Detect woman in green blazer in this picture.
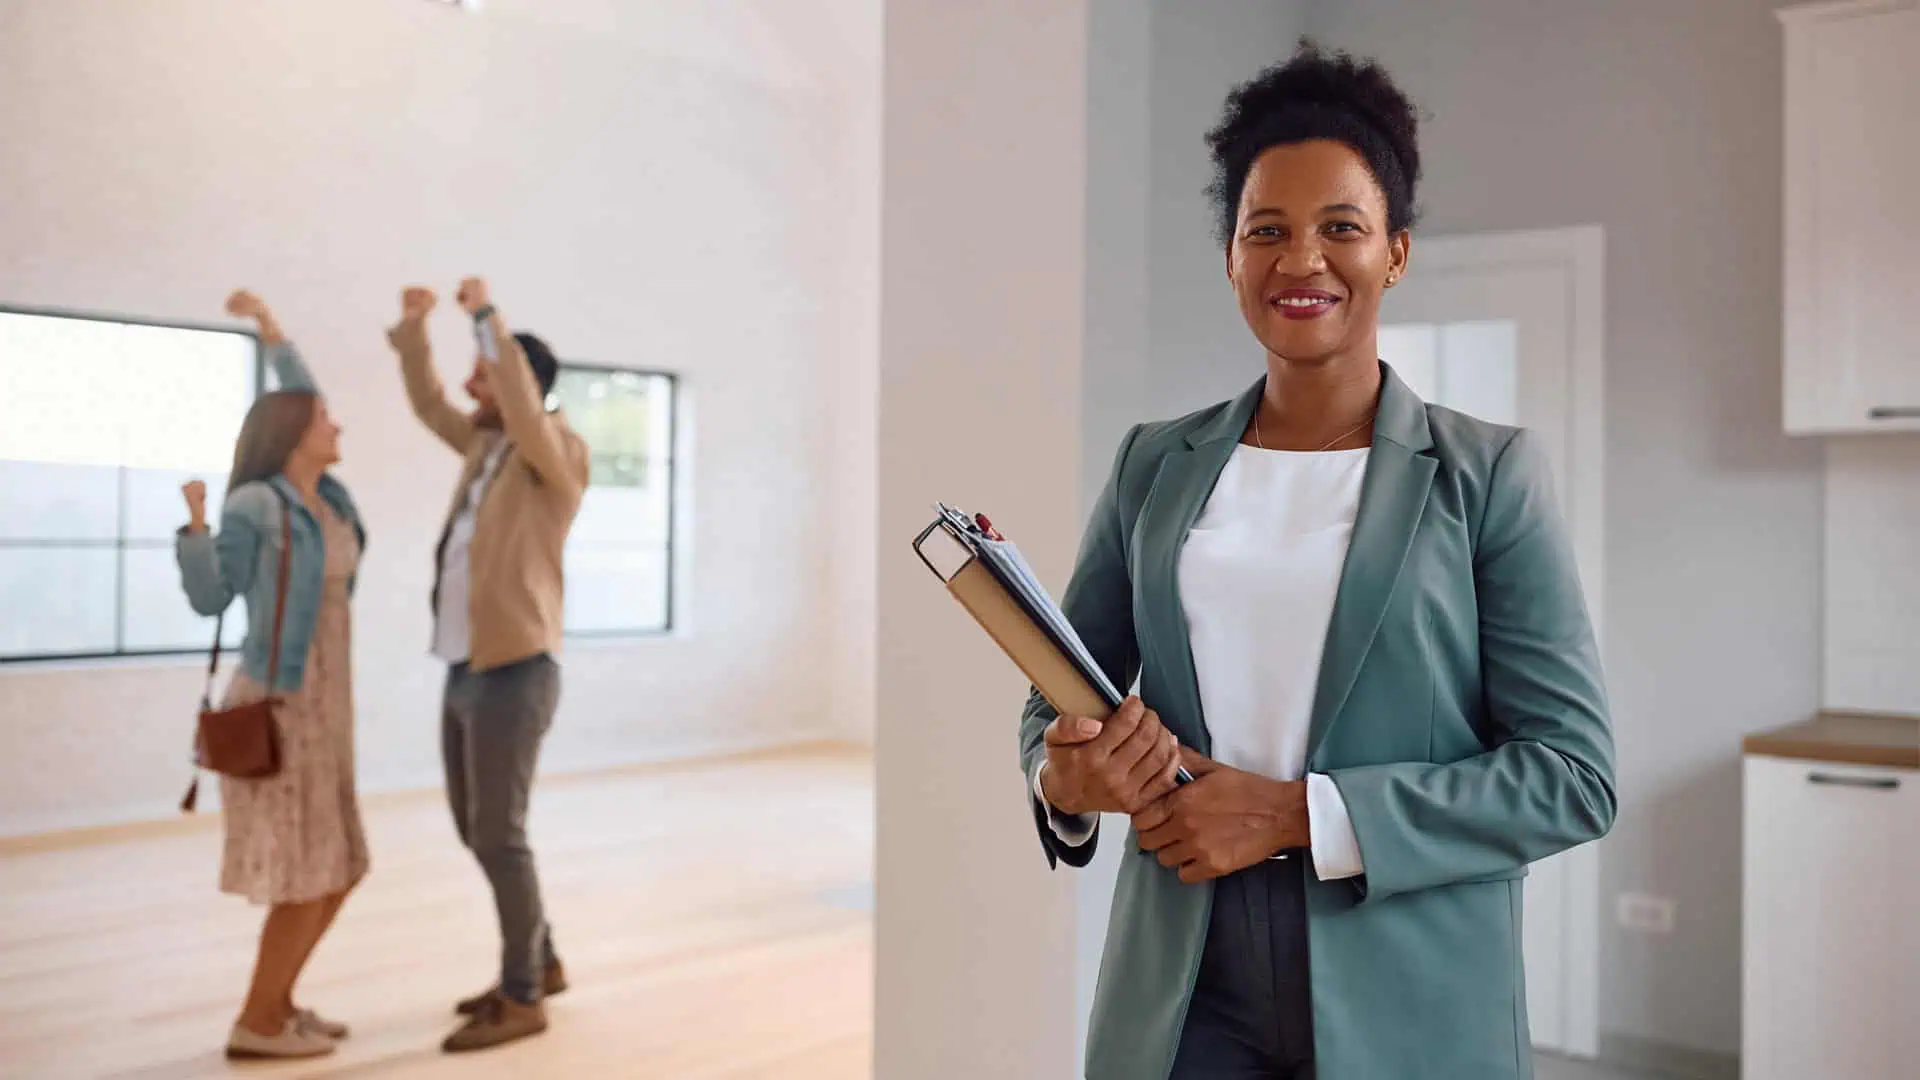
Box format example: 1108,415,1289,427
1021,44,1616,1080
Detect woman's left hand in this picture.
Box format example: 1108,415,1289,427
1131,751,1310,883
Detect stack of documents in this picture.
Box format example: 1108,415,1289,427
912,502,1193,784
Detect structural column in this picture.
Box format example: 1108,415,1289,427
874,1,1093,1076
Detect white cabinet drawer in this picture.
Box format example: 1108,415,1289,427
1742,755,1919,1080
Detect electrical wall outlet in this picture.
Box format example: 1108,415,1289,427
1616,892,1676,934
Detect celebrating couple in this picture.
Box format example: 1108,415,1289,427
175,280,587,1059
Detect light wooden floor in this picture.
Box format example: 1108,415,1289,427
0,747,1671,1080
0,747,875,1080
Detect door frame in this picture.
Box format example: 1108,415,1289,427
1406,224,1607,1058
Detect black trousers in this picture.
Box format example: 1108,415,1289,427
1169,855,1317,1079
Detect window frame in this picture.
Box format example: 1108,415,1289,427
553,361,680,640
0,302,263,665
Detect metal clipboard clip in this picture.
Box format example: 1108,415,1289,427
911,503,987,585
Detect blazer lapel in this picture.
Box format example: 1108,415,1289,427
1134,382,1263,756
1305,364,1437,763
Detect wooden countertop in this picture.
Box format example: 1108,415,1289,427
1743,711,1919,769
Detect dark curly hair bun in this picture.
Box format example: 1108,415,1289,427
1204,38,1422,246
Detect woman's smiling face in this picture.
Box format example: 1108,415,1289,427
1226,139,1410,366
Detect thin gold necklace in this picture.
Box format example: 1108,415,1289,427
1254,408,1375,452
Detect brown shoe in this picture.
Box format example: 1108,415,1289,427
441,995,548,1054
454,961,568,1016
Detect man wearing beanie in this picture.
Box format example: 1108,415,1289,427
388,277,588,1053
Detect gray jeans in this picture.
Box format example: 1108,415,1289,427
442,654,560,1004
1170,855,1317,1079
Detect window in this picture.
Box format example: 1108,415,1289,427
0,306,260,661
552,366,678,635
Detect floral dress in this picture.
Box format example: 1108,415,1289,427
219,499,369,905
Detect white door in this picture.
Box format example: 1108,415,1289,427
1380,226,1607,1057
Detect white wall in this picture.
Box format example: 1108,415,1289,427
1823,436,1920,711
824,4,883,748
1080,0,1154,507
1306,0,1824,1058
0,0,872,836
873,2,1090,1075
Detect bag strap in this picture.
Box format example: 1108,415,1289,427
263,490,293,693
202,615,222,713
185,489,297,813
199,489,296,708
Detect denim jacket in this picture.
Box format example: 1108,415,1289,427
175,342,367,691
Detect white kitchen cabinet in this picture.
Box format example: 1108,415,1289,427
1742,753,1919,1080
1779,1,1920,435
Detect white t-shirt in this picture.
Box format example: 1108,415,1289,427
433,438,511,664
1037,443,1369,882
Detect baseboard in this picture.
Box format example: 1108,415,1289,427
535,730,862,782
1595,1033,1739,1080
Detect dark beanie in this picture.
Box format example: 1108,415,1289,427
513,332,560,396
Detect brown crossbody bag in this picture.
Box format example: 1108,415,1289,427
180,493,292,812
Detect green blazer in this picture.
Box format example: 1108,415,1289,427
1019,365,1616,1080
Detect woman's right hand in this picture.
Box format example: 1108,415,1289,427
224,289,266,319
182,480,208,531
225,289,287,345
1038,696,1183,816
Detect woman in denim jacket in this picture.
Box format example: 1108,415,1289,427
177,291,368,1061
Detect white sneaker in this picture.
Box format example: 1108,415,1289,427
226,1018,337,1060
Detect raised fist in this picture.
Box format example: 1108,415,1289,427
400,286,437,321
224,290,267,319
455,277,491,315
182,480,208,527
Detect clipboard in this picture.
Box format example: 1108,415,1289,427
912,502,1194,786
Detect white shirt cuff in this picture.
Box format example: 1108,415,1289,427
1032,760,1097,847
1305,772,1365,881
474,318,500,363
